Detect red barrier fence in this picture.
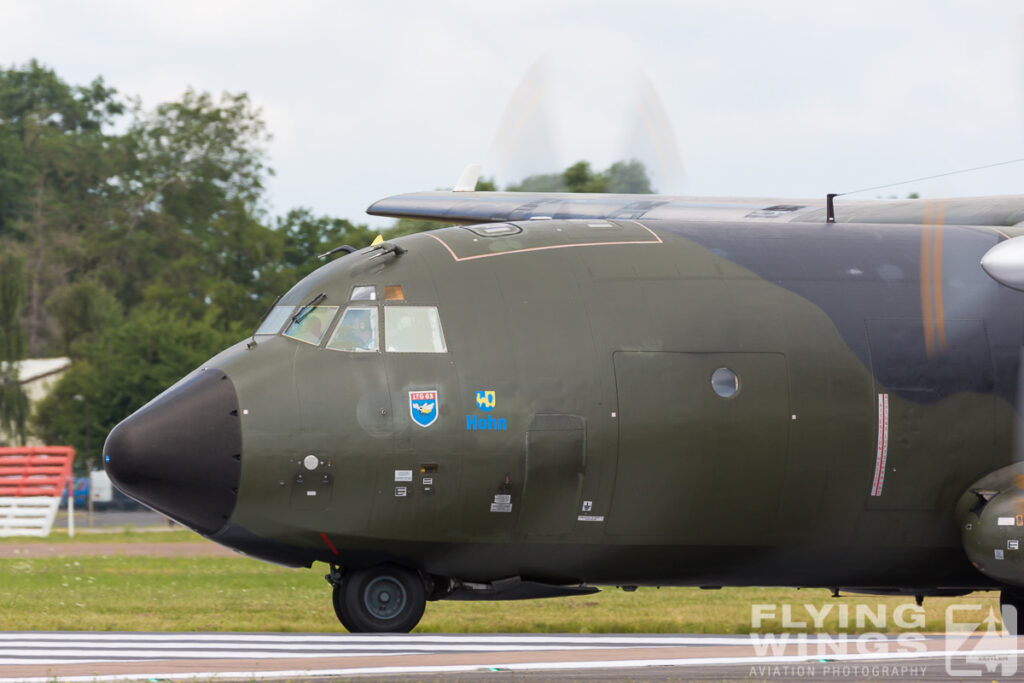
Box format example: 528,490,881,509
0,446,76,536
0,446,76,497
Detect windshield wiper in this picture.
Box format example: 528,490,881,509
247,294,283,350
291,292,326,325
254,295,282,331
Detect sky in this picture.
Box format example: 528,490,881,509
3,0,1024,226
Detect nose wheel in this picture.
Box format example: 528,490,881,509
331,564,426,633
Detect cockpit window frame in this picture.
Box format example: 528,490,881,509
254,305,296,336
282,305,339,346
325,306,380,353
383,305,448,354
350,285,377,301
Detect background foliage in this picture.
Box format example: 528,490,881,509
0,61,652,466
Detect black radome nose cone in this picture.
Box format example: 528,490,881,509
104,368,242,535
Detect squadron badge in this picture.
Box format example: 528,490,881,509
475,390,496,412
467,390,506,431
409,390,439,428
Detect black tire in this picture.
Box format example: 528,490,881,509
331,582,358,632
1000,588,1024,634
333,564,426,633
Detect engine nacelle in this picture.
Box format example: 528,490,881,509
957,463,1024,587
981,236,1024,291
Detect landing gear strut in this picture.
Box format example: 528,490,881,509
328,563,426,633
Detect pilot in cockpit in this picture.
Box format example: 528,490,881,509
328,307,378,352
352,314,374,350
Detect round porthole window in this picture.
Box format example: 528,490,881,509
711,368,740,399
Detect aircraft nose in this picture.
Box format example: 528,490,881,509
103,368,243,535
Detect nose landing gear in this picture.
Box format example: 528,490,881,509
327,564,426,633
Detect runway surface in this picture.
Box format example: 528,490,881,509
1,632,1022,682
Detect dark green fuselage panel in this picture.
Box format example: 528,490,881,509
208,218,1018,592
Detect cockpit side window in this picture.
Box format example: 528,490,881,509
384,306,447,353
283,306,338,345
255,306,295,336
351,285,376,301
326,306,379,352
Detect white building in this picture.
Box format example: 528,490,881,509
0,357,72,446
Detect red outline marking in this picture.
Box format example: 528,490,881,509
320,532,340,556
426,220,663,262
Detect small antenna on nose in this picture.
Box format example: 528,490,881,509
317,244,357,261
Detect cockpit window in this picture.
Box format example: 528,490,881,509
283,306,338,345
326,307,379,352
255,306,295,335
385,306,447,353
351,285,376,301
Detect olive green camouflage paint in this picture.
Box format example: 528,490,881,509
206,217,1020,593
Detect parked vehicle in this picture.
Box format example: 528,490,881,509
62,477,89,508
91,470,141,510
62,471,141,510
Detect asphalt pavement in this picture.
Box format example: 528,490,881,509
0,632,1009,683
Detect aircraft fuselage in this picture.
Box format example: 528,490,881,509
106,216,1024,628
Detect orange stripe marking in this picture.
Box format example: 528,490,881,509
932,201,946,351
920,202,935,358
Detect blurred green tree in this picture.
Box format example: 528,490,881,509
1,61,657,458
387,162,653,238
277,207,379,280
100,89,278,324
0,253,29,445
0,60,123,355
34,308,246,462
505,159,653,194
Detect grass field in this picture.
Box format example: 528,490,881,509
0,533,1001,633
0,529,200,544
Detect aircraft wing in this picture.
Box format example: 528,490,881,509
367,191,825,224
367,191,1024,228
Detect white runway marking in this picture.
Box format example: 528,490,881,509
0,632,1020,682
0,631,914,646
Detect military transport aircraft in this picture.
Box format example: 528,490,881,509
104,173,1024,632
